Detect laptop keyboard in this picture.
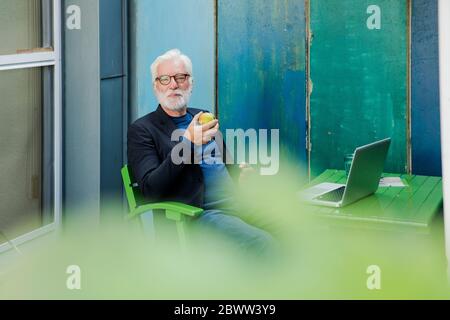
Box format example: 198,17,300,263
315,186,346,202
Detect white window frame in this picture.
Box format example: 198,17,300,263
438,0,450,277
0,0,62,254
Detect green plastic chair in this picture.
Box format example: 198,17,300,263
121,165,203,250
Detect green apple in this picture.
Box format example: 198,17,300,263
198,112,216,125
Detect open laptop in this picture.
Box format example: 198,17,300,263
300,138,391,208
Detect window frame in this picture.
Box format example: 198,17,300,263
0,0,62,253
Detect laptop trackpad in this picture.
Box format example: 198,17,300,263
300,182,345,200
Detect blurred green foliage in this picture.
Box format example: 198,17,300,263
0,163,448,299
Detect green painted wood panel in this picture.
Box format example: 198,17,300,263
309,0,408,176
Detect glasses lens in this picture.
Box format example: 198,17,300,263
174,74,187,83
159,76,170,85
158,74,189,85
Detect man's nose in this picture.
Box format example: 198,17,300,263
168,77,179,89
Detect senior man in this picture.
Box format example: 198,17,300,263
127,49,274,256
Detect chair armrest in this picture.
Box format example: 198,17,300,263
128,201,203,219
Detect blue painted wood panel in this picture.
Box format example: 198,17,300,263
100,0,123,78
100,0,126,214
129,0,215,119
411,0,441,176
101,78,124,201
218,0,307,172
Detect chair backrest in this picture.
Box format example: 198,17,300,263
121,165,139,211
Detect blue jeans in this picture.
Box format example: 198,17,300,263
193,199,276,257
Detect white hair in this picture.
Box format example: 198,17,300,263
150,49,193,84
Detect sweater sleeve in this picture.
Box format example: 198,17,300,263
127,123,192,199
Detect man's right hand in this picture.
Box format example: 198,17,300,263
183,112,219,145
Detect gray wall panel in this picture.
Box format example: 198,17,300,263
64,0,101,224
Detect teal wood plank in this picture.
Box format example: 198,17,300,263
309,0,408,176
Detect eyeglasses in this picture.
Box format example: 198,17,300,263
156,73,190,86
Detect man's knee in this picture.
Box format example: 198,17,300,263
195,210,277,256
245,229,276,256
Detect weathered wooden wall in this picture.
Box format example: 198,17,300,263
309,0,408,176
218,0,307,172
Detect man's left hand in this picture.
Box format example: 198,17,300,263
238,162,256,185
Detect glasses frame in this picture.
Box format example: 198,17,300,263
156,73,190,86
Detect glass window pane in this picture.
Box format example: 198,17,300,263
0,67,52,245
0,0,42,55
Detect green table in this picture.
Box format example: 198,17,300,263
306,170,443,233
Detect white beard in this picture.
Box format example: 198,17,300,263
155,87,192,111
